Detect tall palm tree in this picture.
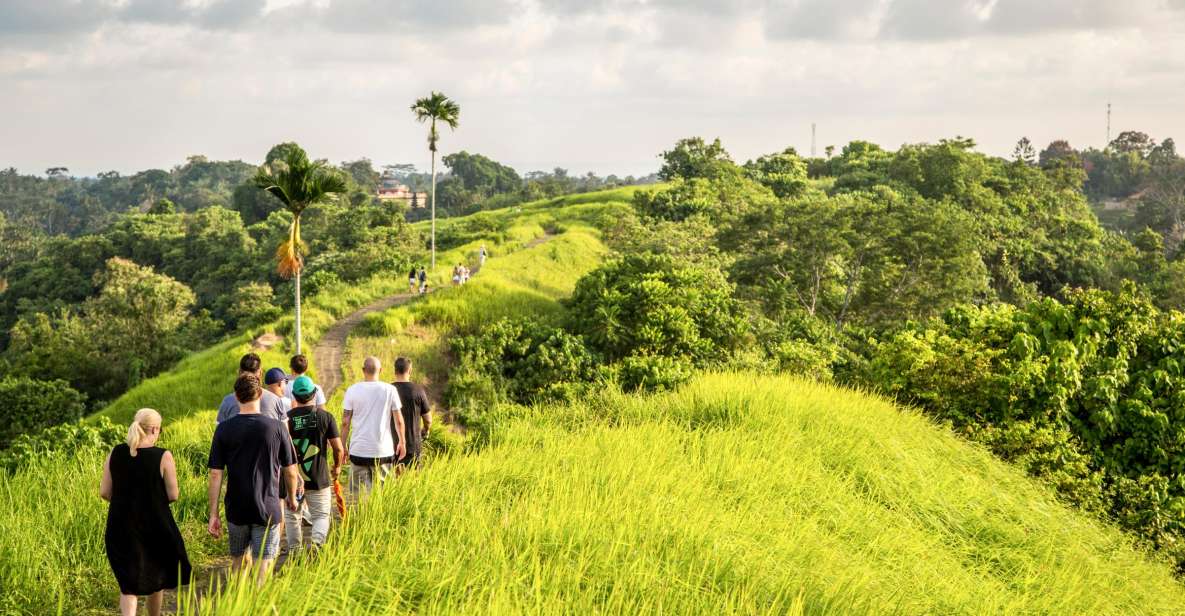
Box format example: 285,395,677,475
410,91,460,268
252,144,347,354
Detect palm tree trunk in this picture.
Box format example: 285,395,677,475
294,267,302,354
430,147,438,269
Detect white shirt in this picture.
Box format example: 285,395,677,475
283,379,327,407
342,380,402,458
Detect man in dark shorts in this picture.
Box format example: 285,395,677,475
284,376,344,552
392,357,432,470
207,374,299,583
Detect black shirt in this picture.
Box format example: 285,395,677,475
393,381,431,454
208,414,296,526
287,405,340,490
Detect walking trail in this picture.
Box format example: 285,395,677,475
165,234,552,613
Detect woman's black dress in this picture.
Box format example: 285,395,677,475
104,444,192,595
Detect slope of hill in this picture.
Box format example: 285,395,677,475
197,374,1185,614
2,187,1183,614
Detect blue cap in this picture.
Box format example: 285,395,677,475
264,367,288,385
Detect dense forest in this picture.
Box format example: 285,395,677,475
0,146,653,417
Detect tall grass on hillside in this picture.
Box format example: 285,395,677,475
0,411,219,615
331,227,607,416
0,193,626,614
193,374,1185,615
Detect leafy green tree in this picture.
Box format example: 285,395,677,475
658,137,736,181
1013,137,1037,165
147,198,176,215
251,144,348,354
724,188,987,330
744,148,808,198
5,258,208,402
411,91,461,268
0,377,87,447
567,253,748,363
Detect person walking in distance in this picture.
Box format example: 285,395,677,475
479,244,487,267
341,356,406,498
216,353,288,423
207,374,300,584
101,408,191,616
283,354,326,407
418,267,428,295
284,376,344,552
392,357,432,471
408,265,418,294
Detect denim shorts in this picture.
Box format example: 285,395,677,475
227,521,282,559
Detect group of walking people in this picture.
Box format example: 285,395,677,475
101,352,432,616
407,245,488,295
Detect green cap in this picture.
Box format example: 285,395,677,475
291,375,316,398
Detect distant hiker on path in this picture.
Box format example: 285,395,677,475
392,357,432,471
408,266,418,294
101,408,191,616
264,367,292,409
418,267,428,294
216,353,288,423
480,244,487,267
284,376,343,552
452,263,463,285
341,356,406,498
207,374,299,584
283,354,326,407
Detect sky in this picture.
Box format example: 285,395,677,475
1,0,1184,178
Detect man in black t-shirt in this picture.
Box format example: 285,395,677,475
284,376,344,551
207,374,299,583
392,356,432,470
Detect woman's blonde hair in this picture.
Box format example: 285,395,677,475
127,408,162,457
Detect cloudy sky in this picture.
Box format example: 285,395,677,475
2,0,1184,177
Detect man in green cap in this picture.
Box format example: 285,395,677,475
283,375,344,551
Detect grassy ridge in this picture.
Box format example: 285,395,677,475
0,195,625,611
5,186,1185,614
194,375,1185,614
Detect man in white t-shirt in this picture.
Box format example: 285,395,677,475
342,356,406,498
283,354,327,407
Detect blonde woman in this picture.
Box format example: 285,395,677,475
99,408,192,616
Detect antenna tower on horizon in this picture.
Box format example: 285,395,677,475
1106,102,1112,147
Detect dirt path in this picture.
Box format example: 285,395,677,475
162,235,553,613
313,292,414,397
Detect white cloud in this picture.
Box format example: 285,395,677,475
0,0,1184,177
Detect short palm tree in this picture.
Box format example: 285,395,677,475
410,91,460,268
252,145,347,354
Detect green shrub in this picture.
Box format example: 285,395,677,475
860,286,1185,569
0,377,88,449
614,354,691,392
447,318,599,412
1,415,121,472
567,253,749,364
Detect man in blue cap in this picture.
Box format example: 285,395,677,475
284,375,343,551
263,367,293,411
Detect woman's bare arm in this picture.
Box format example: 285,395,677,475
99,451,113,502
161,450,180,503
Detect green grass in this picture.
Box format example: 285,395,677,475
192,375,1185,614
4,185,1184,614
